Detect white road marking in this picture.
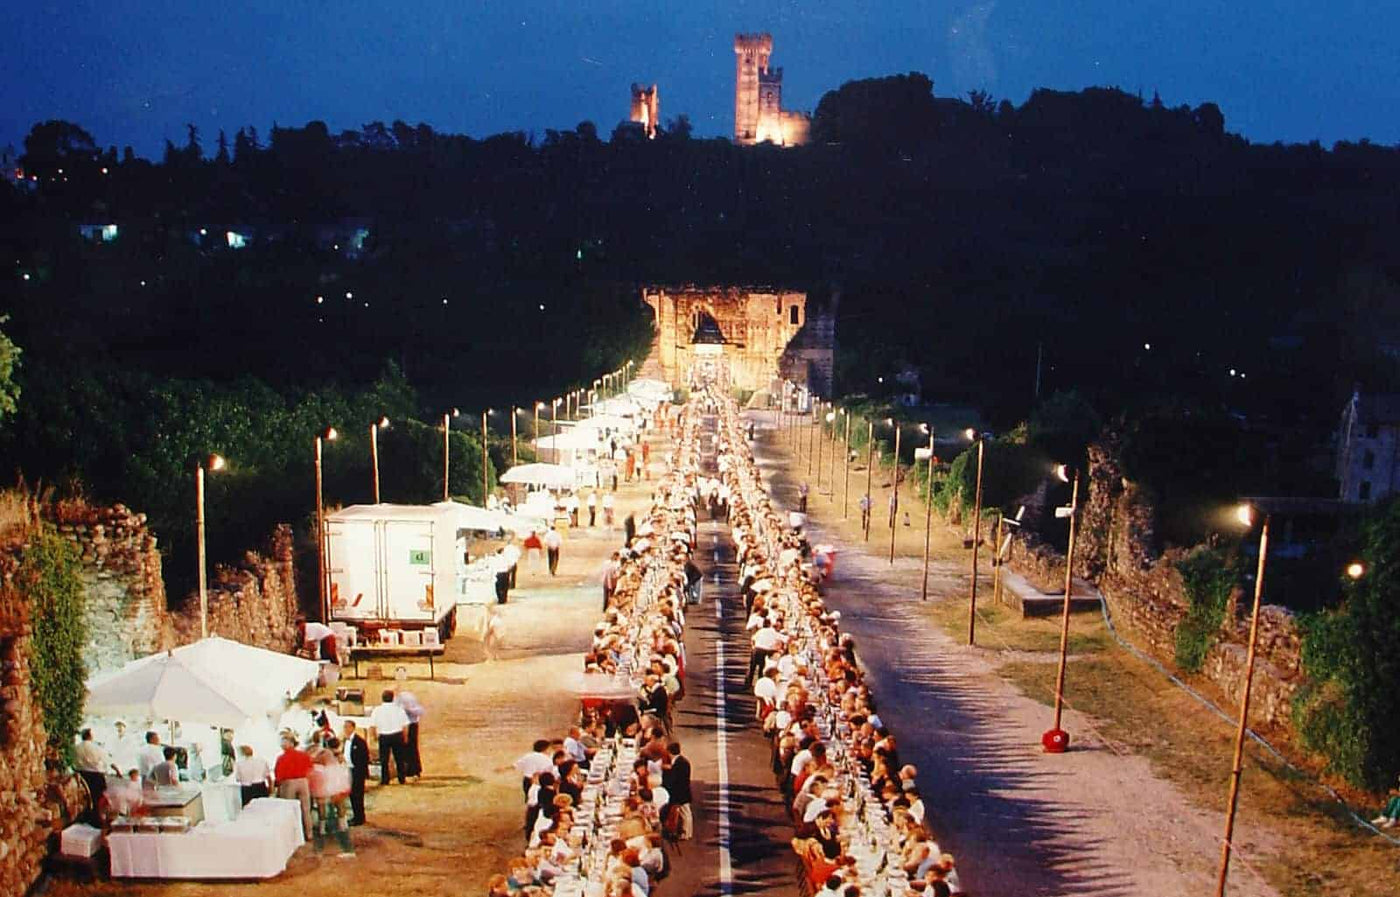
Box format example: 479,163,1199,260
715,560,734,894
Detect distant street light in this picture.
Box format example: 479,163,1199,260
1345,561,1365,580
1044,463,1080,753
195,453,227,639
1215,503,1272,897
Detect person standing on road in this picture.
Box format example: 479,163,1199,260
544,525,563,575
587,490,598,527
602,491,616,528
368,690,411,786
859,493,872,533
341,721,370,825
662,742,694,841
747,618,786,685
394,669,426,781
565,491,580,528
274,734,315,839
888,490,898,529
798,481,809,513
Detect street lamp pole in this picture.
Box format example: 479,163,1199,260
828,409,840,498
1215,507,1272,897
481,410,492,504
864,419,875,541
920,427,936,601
889,420,901,564
1045,466,1080,750
315,429,337,623
511,407,519,468
195,453,226,639
815,405,825,491
807,398,819,474
370,417,389,504
842,411,852,518
443,409,459,501
968,431,986,646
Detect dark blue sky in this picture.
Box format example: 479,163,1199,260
2,1,1395,158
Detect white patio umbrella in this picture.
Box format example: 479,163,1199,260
498,462,576,489
85,649,272,730
169,636,320,707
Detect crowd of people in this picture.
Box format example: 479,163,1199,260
487,398,703,896
704,387,965,897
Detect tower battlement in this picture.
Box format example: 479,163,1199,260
733,33,807,146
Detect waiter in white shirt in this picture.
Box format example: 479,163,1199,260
137,731,166,782
368,690,411,785
747,618,786,686
296,615,339,663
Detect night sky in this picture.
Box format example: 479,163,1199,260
2,1,1395,158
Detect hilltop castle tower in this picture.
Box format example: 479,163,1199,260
629,83,659,139
733,33,809,146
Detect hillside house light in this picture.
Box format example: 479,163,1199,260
195,454,227,639
370,417,391,503
1215,502,1272,897
1043,463,1081,754
1144,342,1152,350
345,291,353,299
314,426,338,622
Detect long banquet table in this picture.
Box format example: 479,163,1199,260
109,797,304,879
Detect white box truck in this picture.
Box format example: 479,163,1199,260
326,504,459,640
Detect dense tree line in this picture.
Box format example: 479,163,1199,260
2,75,1398,580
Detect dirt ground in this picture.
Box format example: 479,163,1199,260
45,435,668,897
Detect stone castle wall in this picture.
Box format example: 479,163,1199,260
994,439,1305,730
51,503,300,672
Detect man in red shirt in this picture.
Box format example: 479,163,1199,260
274,734,314,839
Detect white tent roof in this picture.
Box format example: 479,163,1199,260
573,414,636,433
590,397,642,417
432,500,548,535
499,462,576,488
85,637,316,729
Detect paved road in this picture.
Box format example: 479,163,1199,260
665,412,798,897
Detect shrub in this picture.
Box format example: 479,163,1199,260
16,529,87,765
1173,546,1237,673
1294,496,1400,789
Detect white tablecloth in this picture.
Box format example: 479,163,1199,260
109,797,304,879
200,781,242,824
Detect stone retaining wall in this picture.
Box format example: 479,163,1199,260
52,503,300,670
994,438,1305,731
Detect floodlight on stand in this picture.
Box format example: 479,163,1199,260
324,426,338,441
964,428,977,441
1235,503,1254,527
1054,464,1070,483
1345,561,1365,580
207,454,226,472
377,416,391,429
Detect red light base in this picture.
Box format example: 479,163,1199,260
1041,728,1070,753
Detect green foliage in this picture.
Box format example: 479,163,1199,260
1294,497,1400,789
935,438,1048,515
672,387,689,406
0,360,423,594
1028,390,1101,468
0,316,19,422
1173,546,1238,673
17,529,87,764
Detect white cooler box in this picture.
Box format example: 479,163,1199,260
61,822,105,858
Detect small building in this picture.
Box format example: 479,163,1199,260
1335,389,1400,503
76,223,119,243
